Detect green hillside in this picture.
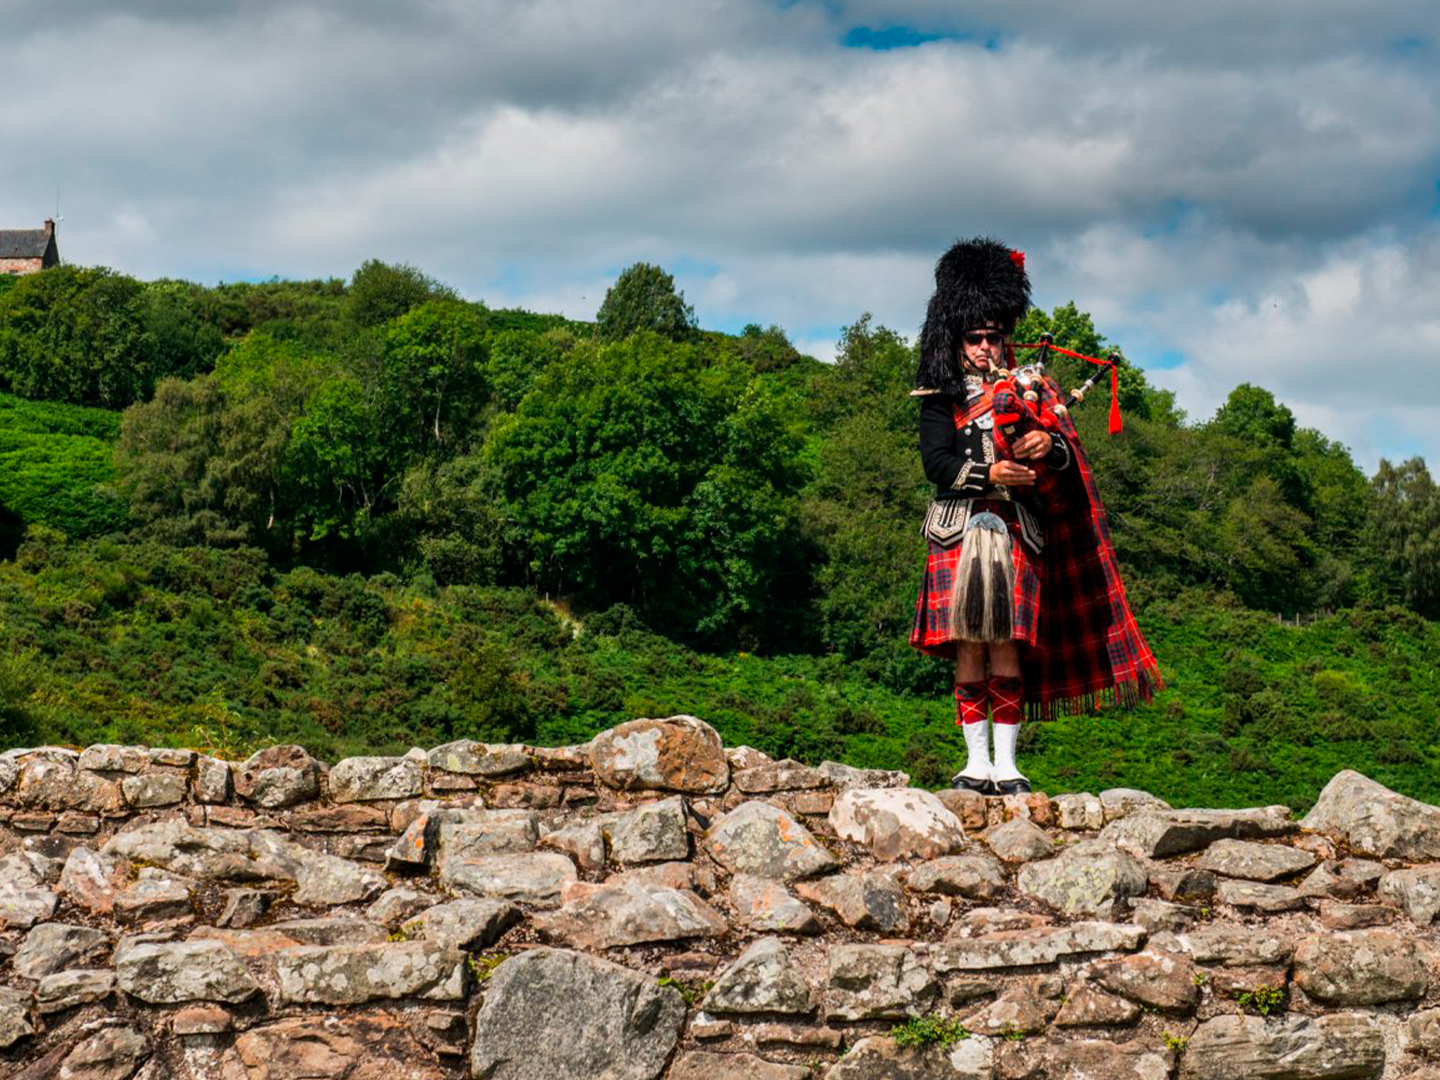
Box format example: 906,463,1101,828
1,259,1436,813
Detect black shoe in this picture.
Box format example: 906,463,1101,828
951,771,995,795
993,777,1032,796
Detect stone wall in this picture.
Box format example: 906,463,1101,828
1,714,1439,1079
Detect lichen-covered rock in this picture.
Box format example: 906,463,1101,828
905,853,1008,901
731,874,821,934
1293,928,1429,1004
113,868,193,926
194,755,231,803
796,871,909,933
961,984,1059,1036
933,922,1146,972
0,886,57,930
56,1024,150,1080
703,937,815,1015
1016,840,1148,915
78,744,150,773
669,1052,811,1080
1179,1013,1383,1080
428,739,532,776
35,969,114,1013
226,1014,449,1080
436,809,540,862
439,851,577,906
983,818,1055,863
590,715,729,793
1216,879,1305,913
469,948,686,1080
120,771,188,808
733,760,827,793
115,939,259,1003
16,756,123,813
706,800,837,881
828,787,965,861
273,941,466,1003
825,943,938,1020
1054,984,1142,1027
823,1034,993,1079
1180,924,1294,966
0,987,33,1050
1302,769,1440,861
1091,949,1200,1012
602,796,691,864
534,881,727,948
1100,788,1171,821
233,744,322,808
1378,864,1440,925
291,852,387,906
60,847,132,915
1055,792,1105,830
1047,1038,1173,1080
1102,807,1295,859
14,922,110,978
327,755,424,802
412,898,521,950
1195,839,1317,882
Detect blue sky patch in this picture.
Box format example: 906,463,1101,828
842,26,964,50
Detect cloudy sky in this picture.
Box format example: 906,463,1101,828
3,0,1437,469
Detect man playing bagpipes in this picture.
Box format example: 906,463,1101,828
908,237,1161,795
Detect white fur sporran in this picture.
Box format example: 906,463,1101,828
948,511,1015,643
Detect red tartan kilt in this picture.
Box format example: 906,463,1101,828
910,504,1041,658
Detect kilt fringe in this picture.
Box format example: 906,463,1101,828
1025,670,1161,723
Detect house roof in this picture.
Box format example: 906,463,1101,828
0,230,52,259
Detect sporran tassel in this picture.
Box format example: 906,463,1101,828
948,512,1015,644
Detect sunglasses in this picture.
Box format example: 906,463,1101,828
963,330,1005,346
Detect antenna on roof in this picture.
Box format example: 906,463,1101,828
54,185,63,225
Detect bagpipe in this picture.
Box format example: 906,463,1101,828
989,333,1125,515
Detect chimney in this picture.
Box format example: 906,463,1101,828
43,218,55,236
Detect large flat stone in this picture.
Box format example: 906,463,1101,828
703,937,815,1015
1047,1039,1173,1080
706,800,838,880
469,947,686,1080
273,941,466,1003
602,797,691,864
1101,806,1295,858
439,852,577,906
14,922,110,978
590,715,730,793
670,1052,810,1080
904,853,1007,901
56,1025,150,1080
428,739,532,776
1293,928,1429,1004
115,939,259,1003
1302,769,1440,860
731,875,821,934
825,944,938,1021
413,898,522,950
1179,1013,1384,1080
328,755,424,802
1091,949,1200,1012
1016,840,1148,915
0,886,57,930
534,881,726,948
1195,839,1317,882
829,787,965,861
226,1014,449,1080
1180,924,1294,966
933,921,1146,972
795,872,909,933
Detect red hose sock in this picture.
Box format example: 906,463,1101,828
989,675,1024,725
955,681,989,726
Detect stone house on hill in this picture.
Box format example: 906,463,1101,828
0,218,60,275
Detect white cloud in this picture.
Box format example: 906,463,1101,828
1,0,1438,468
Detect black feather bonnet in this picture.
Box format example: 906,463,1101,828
915,237,1031,395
